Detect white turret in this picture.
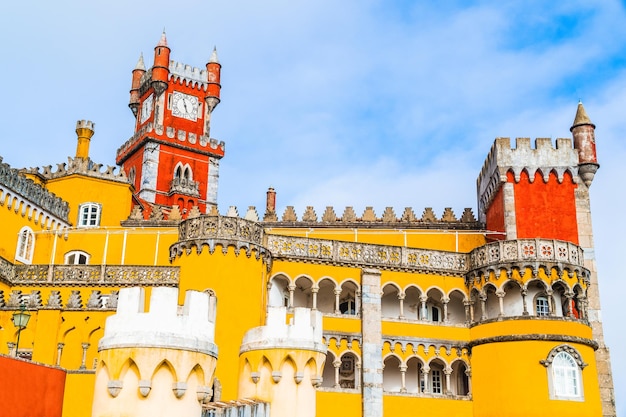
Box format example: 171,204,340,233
238,307,326,417
92,287,218,417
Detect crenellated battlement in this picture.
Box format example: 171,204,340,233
0,156,70,224
477,137,580,222
99,287,218,356
169,60,209,88
240,306,325,354
76,119,95,131
24,156,128,184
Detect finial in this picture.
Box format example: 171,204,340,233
209,46,219,64
135,53,146,71
571,101,594,131
157,30,168,47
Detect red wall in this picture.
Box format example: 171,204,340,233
485,185,506,241
511,170,579,244
0,355,66,417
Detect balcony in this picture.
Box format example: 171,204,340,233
169,177,200,197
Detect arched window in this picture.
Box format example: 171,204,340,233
65,250,90,265
15,226,35,264
542,345,585,400
552,352,580,397
78,203,101,227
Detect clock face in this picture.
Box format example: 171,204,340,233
140,95,153,123
172,92,198,121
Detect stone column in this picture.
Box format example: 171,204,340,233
80,343,90,370
496,291,505,318
398,292,405,319
421,366,430,394
546,289,554,316
56,342,65,366
311,287,319,310
444,367,452,395
479,294,487,321
442,297,450,323
419,295,428,321
463,300,471,325
288,284,296,308
400,364,407,393
334,288,342,314
564,292,574,318
361,268,382,417
521,289,529,316
333,359,341,388
465,369,472,397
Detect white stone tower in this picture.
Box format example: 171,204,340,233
92,287,218,417
238,307,327,417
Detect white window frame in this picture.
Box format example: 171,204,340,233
78,203,102,227
542,345,585,401
15,226,35,264
536,295,550,316
431,369,442,394
64,250,90,265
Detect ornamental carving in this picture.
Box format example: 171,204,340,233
178,215,264,245
12,265,179,286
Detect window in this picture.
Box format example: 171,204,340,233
340,297,356,315
536,296,550,316
78,203,101,227
431,306,441,322
542,345,585,401
15,226,35,264
431,369,442,394
65,251,90,265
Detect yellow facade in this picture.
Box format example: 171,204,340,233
0,93,614,417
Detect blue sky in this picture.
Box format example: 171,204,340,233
1,1,624,412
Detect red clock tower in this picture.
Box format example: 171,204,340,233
116,32,224,216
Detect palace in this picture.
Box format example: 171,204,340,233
0,33,616,417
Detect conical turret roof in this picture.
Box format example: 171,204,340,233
571,101,595,130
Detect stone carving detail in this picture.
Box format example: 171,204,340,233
362,207,377,221
268,235,466,276
421,208,437,222
187,206,202,219
0,256,15,283
0,291,4,307
46,291,63,308
66,291,83,309
0,157,70,223
169,205,182,221
302,206,317,222
342,207,357,222
26,156,127,184
178,215,264,245
108,291,119,309
129,205,143,220
12,265,179,286
87,290,103,309
27,290,43,308
282,206,297,222
150,206,164,221
322,207,337,223
382,207,397,223
460,208,477,222
401,207,418,222
7,290,23,308
441,208,457,222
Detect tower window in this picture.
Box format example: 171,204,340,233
15,226,35,264
542,345,585,401
78,203,101,227
536,296,550,317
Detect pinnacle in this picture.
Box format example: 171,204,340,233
135,53,146,71
157,30,168,47
209,46,219,64
571,101,595,130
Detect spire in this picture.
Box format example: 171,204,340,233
209,46,219,64
135,53,146,71
570,101,595,131
157,30,168,47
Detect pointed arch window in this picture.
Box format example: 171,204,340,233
15,226,35,264
541,345,585,401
